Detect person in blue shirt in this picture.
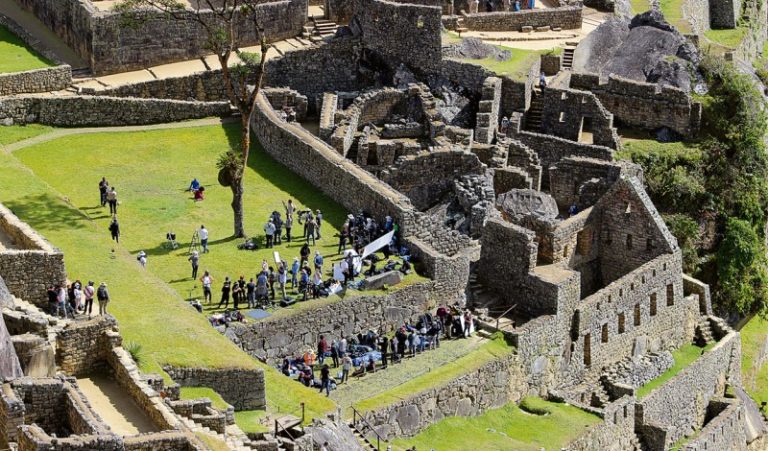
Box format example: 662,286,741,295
314,251,324,274
189,178,201,192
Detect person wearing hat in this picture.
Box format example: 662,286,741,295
188,251,200,279
291,257,300,289
84,281,95,318
97,282,110,316
338,220,350,255
315,209,323,240
108,215,120,243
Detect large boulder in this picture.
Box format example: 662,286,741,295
0,316,23,379
362,270,403,290
497,189,559,222
573,13,700,91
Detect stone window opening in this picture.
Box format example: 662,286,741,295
642,275,646,284
634,304,641,326
619,288,623,297
603,229,612,245
601,324,609,343
608,295,612,303
630,283,635,291
559,112,566,123
626,234,633,250
650,293,657,316
584,333,591,366
561,92,567,100
576,229,591,256
667,284,675,306
646,238,654,251
618,313,625,333
563,245,569,258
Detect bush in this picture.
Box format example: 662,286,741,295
125,341,144,366
715,218,768,315
663,213,701,273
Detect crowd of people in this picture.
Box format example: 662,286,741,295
46,280,111,319
278,305,475,395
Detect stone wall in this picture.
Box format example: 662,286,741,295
549,156,640,210
354,0,443,71
710,0,741,29
227,282,434,364
459,7,583,31
539,86,620,149
83,69,236,101
16,0,307,74
380,151,485,210
361,352,526,440
123,431,201,451
0,66,72,97
163,366,266,411
265,38,364,106
682,398,748,451
474,76,502,144
564,396,636,451
0,95,230,126
0,203,67,308
55,316,119,376
570,73,702,137
636,331,742,447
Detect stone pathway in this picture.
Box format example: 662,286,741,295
77,374,159,436
3,117,237,153
329,336,486,409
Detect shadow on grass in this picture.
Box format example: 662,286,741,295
217,124,348,230
4,193,90,232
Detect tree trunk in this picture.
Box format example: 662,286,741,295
231,175,245,237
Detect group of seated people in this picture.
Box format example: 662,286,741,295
208,309,245,327
189,178,205,201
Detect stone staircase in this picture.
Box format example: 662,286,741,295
695,316,715,346
562,46,576,69
560,376,612,409
304,17,339,40
523,92,543,132
347,421,379,450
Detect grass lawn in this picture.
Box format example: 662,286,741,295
195,432,230,451
616,137,702,162
234,409,271,434
1,123,336,420
658,0,691,33
631,0,651,14
180,386,231,410
740,315,768,414
390,397,601,451
451,46,544,81
636,343,714,398
353,335,514,412
0,124,53,148
704,26,748,49
0,25,53,73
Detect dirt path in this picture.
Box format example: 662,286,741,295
4,117,237,153
77,374,158,436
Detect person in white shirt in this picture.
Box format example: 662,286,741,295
201,271,213,304
199,225,209,253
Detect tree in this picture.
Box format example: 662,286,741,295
715,218,768,316
115,0,270,237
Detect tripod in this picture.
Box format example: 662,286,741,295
189,230,201,254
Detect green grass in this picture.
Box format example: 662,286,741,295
195,432,230,451
390,397,601,451
631,0,651,14
658,0,690,33
740,315,768,414
452,46,543,81
636,343,714,398
0,124,336,420
442,30,462,46
616,138,702,163
353,336,514,412
234,409,271,434
704,26,748,49
0,124,53,147
0,25,53,73
180,386,231,410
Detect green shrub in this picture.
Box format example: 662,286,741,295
125,341,144,365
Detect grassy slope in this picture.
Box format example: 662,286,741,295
740,316,768,413
354,337,513,412
1,124,335,419
452,46,547,81
658,0,691,33
391,397,600,451
636,343,714,398
0,125,53,148
0,25,53,73
616,138,702,162
704,26,748,49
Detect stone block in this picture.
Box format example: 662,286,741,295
362,271,403,291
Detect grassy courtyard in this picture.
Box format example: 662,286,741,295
740,315,768,414
0,25,53,73
390,397,601,451
0,123,338,423
636,343,714,398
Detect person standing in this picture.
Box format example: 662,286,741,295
291,257,300,289
341,355,352,383
264,218,275,248
199,225,209,253
97,282,110,316
201,271,213,304
56,283,69,318
380,335,389,369
305,217,316,245
464,310,473,338
315,209,323,240
338,221,349,254
330,340,339,368
188,251,200,279
338,334,347,358
137,251,147,268
285,199,295,218
107,187,118,214
247,277,256,309
285,214,293,243
277,263,287,300
274,215,283,245
319,364,331,396
317,335,328,365
218,277,231,309
314,251,324,275
83,281,95,318
109,216,120,243
99,177,109,207
300,243,311,268
268,267,276,300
